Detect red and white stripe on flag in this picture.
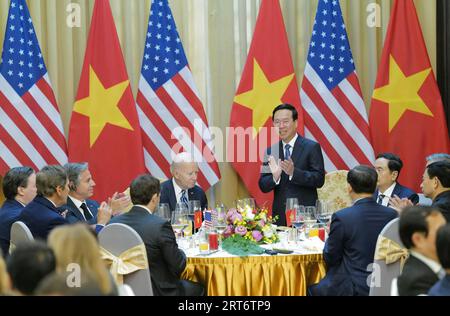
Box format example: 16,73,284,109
136,0,220,190
0,0,67,174
300,0,374,172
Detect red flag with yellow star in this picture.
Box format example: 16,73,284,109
68,0,145,201
369,0,449,192
228,0,303,208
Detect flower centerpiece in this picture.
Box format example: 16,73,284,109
220,201,279,256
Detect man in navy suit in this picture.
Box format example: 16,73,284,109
160,152,207,213
309,165,398,296
60,163,115,233
18,165,69,240
109,174,204,296
398,205,446,296
0,167,37,256
429,224,450,296
374,153,419,207
259,104,325,226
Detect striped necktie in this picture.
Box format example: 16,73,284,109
180,189,188,207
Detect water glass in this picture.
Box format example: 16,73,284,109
155,203,171,222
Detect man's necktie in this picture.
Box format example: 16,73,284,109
80,202,93,221
377,194,385,205
180,189,189,207
284,144,291,161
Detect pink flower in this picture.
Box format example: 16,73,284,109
258,220,266,227
235,225,247,236
223,225,234,238
252,230,263,242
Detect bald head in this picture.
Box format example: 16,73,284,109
171,152,199,190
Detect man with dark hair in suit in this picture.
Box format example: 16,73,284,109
429,224,450,296
0,167,36,256
160,152,207,212
374,153,419,207
18,165,69,240
422,161,450,222
309,165,398,296
109,174,204,296
259,104,325,226
398,205,446,296
61,163,117,233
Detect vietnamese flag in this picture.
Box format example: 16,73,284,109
194,210,202,230
369,0,450,192
68,0,145,201
228,0,303,209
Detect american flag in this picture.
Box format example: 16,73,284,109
300,0,374,171
136,0,220,190
0,0,67,173
203,209,217,229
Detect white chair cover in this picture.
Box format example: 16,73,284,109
98,223,153,296
369,218,406,296
9,221,34,254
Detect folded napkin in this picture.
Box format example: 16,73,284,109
300,237,325,252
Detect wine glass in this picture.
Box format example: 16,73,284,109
304,206,317,237
291,206,305,238
188,200,201,233
285,198,299,227
172,203,189,239
213,206,227,249
155,203,171,222
315,200,332,225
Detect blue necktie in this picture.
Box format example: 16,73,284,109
180,189,188,207
284,144,291,160
377,194,385,205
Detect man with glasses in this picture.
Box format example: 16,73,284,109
259,103,325,226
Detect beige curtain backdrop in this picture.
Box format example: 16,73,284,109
0,0,436,207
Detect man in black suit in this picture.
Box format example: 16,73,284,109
398,205,447,296
0,167,36,256
160,152,207,212
259,104,325,226
18,165,69,240
422,161,450,222
374,153,419,207
109,174,204,296
61,163,115,233
308,165,398,296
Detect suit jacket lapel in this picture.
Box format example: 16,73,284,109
168,180,177,211
290,134,304,164
66,197,85,221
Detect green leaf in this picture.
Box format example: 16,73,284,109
221,235,265,257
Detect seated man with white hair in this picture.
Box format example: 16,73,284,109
160,152,208,212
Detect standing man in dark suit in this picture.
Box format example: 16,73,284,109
374,153,419,207
18,165,69,240
160,152,207,212
259,104,325,226
61,163,115,233
398,205,447,296
309,165,398,296
109,174,204,296
0,167,37,256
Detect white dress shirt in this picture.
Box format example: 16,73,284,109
377,182,396,206
68,195,93,220
274,134,298,185
172,178,188,204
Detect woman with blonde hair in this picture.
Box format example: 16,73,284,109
0,254,11,295
48,224,117,295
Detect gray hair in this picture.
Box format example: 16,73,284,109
426,153,450,164
170,152,195,173
63,163,89,192
36,165,67,197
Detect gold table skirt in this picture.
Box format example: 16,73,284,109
181,253,326,296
